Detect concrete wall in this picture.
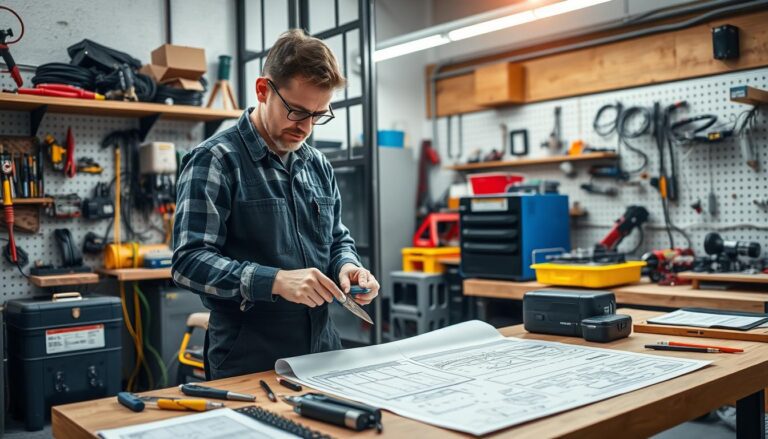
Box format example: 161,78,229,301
3,0,238,104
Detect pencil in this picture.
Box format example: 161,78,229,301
658,341,742,353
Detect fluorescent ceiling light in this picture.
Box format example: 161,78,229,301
373,35,451,62
448,11,536,41
534,0,611,19
374,0,613,62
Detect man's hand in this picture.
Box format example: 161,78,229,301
272,268,344,307
338,263,380,306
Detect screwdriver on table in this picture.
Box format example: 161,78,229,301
180,383,256,401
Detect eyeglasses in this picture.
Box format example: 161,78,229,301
266,79,335,125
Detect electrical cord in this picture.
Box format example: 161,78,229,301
593,102,650,174
136,284,168,388
153,77,207,106
31,62,96,89
94,68,156,102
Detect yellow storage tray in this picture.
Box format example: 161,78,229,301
402,247,460,273
530,261,646,288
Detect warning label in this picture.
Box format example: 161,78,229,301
45,324,105,355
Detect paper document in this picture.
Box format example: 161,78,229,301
97,408,299,439
276,320,709,435
648,309,768,330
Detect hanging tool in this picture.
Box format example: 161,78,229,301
64,127,76,178
1,151,18,263
596,205,649,252
43,134,66,172
445,115,463,161
0,6,24,87
541,106,563,150
76,157,103,174
416,140,440,222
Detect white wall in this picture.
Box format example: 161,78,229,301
2,0,238,105
375,0,433,152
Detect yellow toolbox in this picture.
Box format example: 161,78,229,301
530,261,646,288
402,247,460,273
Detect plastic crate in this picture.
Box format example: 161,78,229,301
530,261,646,288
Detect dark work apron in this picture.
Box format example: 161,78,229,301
202,114,342,380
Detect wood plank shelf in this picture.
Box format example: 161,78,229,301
0,92,241,138
445,152,617,171
677,272,768,290
28,272,100,288
96,267,172,282
1,197,54,206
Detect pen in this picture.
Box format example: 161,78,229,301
658,341,743,353
277,377,303,392
645,344,720,353
260,379,277,402
180,383,256,402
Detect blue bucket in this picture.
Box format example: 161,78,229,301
378,130,405,148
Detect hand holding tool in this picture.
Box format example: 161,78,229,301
336,286,374,324
180,383,256,401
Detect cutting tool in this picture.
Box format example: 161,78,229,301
337,286,374,325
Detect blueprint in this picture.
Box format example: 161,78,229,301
276,320,709,436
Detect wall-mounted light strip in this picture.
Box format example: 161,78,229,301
374,0,612,62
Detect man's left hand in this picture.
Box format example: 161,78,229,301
338,263,380,305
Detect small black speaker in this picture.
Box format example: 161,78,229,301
712,24,739,60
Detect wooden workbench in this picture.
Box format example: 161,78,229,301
463,278,768,313
52,309,767,438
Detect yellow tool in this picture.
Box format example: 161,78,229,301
43,134,66,171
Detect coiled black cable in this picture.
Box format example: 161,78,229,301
616,106,651,173
153,77,207,106
31,62,95,89
95,70,157,102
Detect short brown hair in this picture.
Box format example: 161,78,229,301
263,29,346,90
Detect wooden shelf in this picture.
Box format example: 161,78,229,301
1,197,53,206
463,277,768,313
0,92,241,138
96,267,172,281
29,272,100,288
677,272,768,289
445,152,617,171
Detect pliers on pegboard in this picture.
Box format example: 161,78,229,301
63,127,76,178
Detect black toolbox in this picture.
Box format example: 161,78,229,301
5,293,122,431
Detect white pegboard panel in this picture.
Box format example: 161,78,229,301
0,105,204,302
435,67,768,257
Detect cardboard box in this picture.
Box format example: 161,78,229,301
160,77,205,91
150,44,206,80
139,64,169,82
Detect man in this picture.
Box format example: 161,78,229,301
172,29,379,380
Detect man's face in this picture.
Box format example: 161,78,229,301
255,76,334,155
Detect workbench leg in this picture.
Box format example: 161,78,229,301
737,389,765,439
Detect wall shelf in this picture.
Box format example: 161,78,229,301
0,92,241,139
445,152,617,171
28,272,100,288
96,267,172,282
1,197,54,206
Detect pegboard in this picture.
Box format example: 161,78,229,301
1,70,205,302
434,67,768,258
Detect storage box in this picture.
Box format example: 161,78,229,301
530,261,646,288
150,44,207,80
468,172,524,195
6,294,122,431
160,77,205,91
139,64,169,82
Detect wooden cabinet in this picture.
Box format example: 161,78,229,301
474,62,525,107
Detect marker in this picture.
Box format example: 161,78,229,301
180,383,256,401
277,377,303,392
645,344,720,353
260,379,277,402
657,341,743,353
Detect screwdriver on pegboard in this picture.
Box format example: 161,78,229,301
1,151,18,263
